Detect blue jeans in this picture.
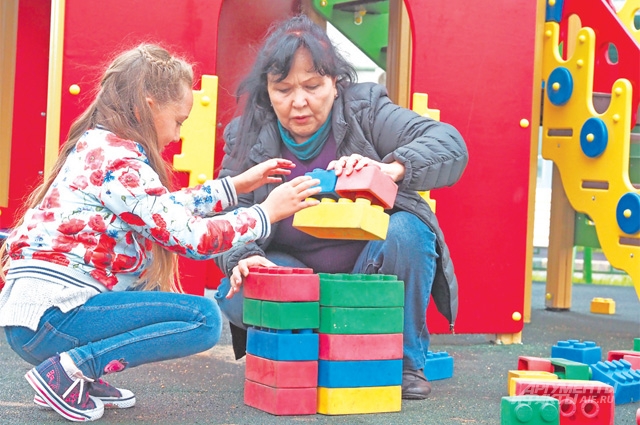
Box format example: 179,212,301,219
4,291,221,379
215,211,438,371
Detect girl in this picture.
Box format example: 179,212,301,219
0,43,319,422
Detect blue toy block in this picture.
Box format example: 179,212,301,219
423,351,454,381
305,168,338,199
247,327,319,361
551,339,602,365
318,359,402,388
591,359,640,404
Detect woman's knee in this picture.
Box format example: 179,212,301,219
387,212,436,252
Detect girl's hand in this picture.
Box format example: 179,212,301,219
328,155,405,182
226,255,275,299
260,176,321,223
231,158,295,194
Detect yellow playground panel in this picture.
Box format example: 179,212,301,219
541,22,640,295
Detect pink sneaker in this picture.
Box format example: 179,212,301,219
25,355,104,422
34,377,135,409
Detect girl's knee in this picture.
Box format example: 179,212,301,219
199,297,223,349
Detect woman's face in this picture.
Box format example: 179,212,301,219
148,85,193,151
267,48,337,144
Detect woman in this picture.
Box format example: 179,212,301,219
214,15,468,400
0,43,320,422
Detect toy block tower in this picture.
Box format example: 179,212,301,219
316,273,404,415
293,167,398,240
242,266,320,415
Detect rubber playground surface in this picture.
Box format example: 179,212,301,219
0,281,638,424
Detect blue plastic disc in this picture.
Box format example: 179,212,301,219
580,118,608,158
616,192,640,235
547,67,573,106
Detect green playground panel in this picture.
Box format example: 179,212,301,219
311,0,389,70
319,306,404,334
549,358,591,380
319,273,404,307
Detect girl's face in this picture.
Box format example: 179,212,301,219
267,48,337,144
149,85,193,151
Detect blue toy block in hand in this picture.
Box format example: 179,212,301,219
305,168,338,199
423,351,454,381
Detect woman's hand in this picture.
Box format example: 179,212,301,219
260,175,321,223
328,154,405,182
231,158,295,195
226,255,275,299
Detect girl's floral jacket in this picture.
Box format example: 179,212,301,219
5,128,270,291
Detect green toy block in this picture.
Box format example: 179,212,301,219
244,299,319,329
319,307,403,334
319,273,404,308
261,301,320,330
243,298,262,327
634,338,640,351
549,358,591,380
500,396,559,425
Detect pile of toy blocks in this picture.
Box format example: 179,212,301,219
501,338,640,424
241,266,440,416
292,167,398,240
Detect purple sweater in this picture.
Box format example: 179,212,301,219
272,134,367,273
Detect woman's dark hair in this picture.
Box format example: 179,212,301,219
230,15,357,158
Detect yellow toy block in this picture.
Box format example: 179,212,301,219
590,297,616,315
173,75,218,187
292,197,389,240
541,22,640,292
317,386,401,415
508,371,558,396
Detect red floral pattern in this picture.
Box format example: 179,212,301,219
6,128,266,291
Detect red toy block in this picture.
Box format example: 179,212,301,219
334,166,398,209
636,407,640,425
514,379,614,425
244,266,319,302
318,333,403,361
607,349,640,365
245,354,318,388
518,356,554,373
244,379,317,416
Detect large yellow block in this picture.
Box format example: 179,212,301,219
590,297,616,315
317,386,401,415
293,197,389,240
508,371,558,396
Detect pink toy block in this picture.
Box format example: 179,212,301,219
244,379,317,416
518,356,554,372
334,166,398,209
636,407,640,424
624,355,640,370
514,379,614,425
244,266,319,302
607,350,640,367
245,354,318,388
318,333,403,361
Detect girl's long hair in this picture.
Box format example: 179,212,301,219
1,44,193,292
230,14,357,160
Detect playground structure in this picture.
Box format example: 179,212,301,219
0,0,638,342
